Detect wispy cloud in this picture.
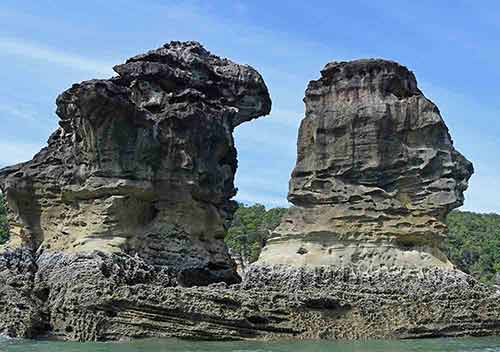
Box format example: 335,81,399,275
0,102,37,122
0,141,44,167
0,37,114,76
235,190,289,208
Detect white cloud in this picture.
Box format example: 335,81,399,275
234,190,290,208
0,141,44,167
0,37,114,76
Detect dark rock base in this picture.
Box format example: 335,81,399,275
1,250,499,341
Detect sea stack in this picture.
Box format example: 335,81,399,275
244,59,499,339
0,47,498,341
0,41,271,339
258,59,473,269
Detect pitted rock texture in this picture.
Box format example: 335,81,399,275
258,59,474,268
0,50,497,342
0,41,271,338
3,253,499,341
0,41,270,283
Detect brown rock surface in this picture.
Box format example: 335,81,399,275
242,60,498,341
258,59,474,268
0,49,498,342
0,41,271,338
244,59,498,341
0,41,271,282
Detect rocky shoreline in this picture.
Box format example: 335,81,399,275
1,248,498,340
0,41,499,341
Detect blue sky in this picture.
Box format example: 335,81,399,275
0,0,499,213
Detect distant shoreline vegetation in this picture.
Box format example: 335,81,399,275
446,210,500,284
226,203,500,285
0,195,498,284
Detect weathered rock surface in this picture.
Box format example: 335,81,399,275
1,40,271,280
258,59,474,268
249,59,499,339
3,253,499,340
0,48,498,341
0,41,271,338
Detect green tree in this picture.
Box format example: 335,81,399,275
225,203,287,265
445,210,500,285
226,205,500,285
0,193,9,244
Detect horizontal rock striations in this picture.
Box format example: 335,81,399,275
248,59,499,339
0,47,498,341
0,41,271,339
258,59,474,269
1,41,271,280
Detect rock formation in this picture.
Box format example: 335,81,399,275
258,59,474,269
0,46,498,341
1,41,271,282
0,41,271,338
246,59,499,339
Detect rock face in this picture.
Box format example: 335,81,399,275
0,48,498,342
258,59,474,269
246,60,499,339
0,41,271,338
1,41,271,281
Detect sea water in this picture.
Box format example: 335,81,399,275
0,336,499,352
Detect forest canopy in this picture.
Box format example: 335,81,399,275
446,210,500,284
224,203,287,265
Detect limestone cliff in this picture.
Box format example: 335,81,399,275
258,59,474,269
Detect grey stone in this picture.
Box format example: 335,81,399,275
0,49,498,342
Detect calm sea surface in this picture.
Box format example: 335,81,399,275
1,336,499,352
